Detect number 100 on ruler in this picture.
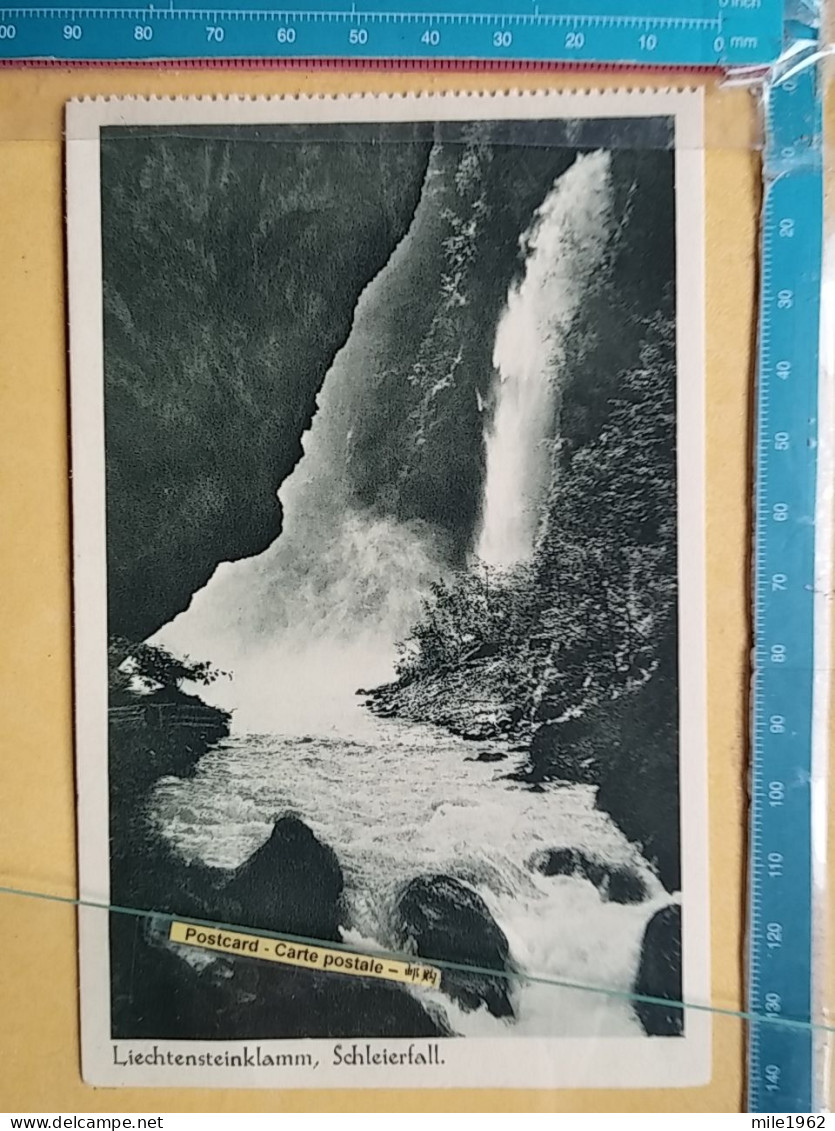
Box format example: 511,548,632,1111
0,0,783,66
748,59,823,1114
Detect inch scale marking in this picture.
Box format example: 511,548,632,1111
0,0,782,65
748,41,823,1114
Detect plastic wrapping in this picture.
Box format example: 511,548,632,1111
0,26,829,1118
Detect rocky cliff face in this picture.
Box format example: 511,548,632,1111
362,145,681,894
100,123,433,641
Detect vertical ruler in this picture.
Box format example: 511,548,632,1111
748,43,823,1114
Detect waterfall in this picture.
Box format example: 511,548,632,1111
144,140,670,1045
150,153,451,736
476,151,614,568
152,147,615,731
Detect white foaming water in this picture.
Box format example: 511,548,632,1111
152,145,452,736
151,720,669,1037
146,151,663,1037
476,151,613,567
153,299,442,736
155,509,438,737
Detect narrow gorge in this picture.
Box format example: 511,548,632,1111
103,118,683,1042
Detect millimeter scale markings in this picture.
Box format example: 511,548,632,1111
1,0,826,1111
747,38,824,1114
0,0,783,65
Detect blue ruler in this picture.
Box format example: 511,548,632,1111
0,0,783,66
0,0,825,1112
748,32,823,1114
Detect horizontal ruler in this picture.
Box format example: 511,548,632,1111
0,0,784,65
748,45,823,1115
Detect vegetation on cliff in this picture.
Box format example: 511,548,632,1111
108,635,230,706
108,637,231,857
369,281,680,890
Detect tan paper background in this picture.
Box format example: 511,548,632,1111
0,67,758,1112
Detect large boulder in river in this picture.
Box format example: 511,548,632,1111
632,904,683,1036
606,866,648,905
221,815,344,942
110,912,449,1040
530,847,647,904
393,874,514,1018
531,847,606,886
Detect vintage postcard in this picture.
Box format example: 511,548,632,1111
67,89,709,1089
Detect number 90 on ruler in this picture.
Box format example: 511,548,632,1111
0,2,783,65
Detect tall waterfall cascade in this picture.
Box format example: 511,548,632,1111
476,151,613,567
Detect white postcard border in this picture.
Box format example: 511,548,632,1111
67,88,710,1091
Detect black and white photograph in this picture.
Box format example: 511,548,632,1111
67,90,709,1089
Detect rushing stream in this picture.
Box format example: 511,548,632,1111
150,712,668,1037
148,144,668,1037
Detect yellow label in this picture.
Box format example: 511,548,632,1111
169,921,441,989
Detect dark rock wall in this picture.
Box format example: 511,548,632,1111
101,123,433,641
